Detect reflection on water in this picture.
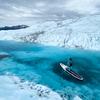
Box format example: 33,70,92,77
0,40,100,100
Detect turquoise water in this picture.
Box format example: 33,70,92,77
0,40,100,100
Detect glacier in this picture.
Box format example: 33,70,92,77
0,14,100,100
0,14,100,50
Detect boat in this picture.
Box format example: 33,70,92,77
60,63,84,81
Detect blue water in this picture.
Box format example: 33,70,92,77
0,40,100,100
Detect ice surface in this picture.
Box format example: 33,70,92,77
0,41,100,100
73,96,82,100
0,75,62,100
0,13,100,100
0,15,100,50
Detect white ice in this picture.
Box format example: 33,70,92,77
0,14,100,50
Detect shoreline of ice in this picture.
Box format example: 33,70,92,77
0,74,82,100
0,75,62,100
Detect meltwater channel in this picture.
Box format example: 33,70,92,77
0,40,100,100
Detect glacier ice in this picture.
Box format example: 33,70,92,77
0,15,100,50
